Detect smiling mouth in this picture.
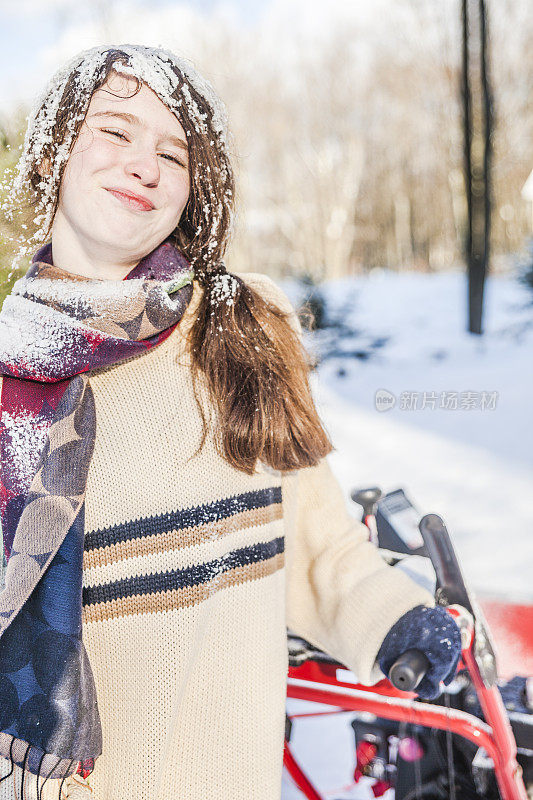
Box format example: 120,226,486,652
105,188,155,212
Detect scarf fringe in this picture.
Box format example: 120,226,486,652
0,737,94,799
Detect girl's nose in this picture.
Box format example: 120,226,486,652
124,152,160,187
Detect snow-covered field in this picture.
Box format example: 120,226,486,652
284,268,533,599
280,268,533,799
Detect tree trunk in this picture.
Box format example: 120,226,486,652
462,0,494,335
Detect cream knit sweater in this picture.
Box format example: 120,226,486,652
1,273,433,800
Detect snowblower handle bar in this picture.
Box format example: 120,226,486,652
388,648,430,692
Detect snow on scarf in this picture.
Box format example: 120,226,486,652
0,238,193,795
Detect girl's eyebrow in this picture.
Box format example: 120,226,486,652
88,110,188,151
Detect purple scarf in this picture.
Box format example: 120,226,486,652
0,238,193,794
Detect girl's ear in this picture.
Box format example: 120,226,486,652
37,157,51,178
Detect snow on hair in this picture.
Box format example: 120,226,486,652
1,43,235,281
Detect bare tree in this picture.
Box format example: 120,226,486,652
462,0,494,335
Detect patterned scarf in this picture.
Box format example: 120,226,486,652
0,238,194,794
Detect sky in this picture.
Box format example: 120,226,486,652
0,10,56,113
0,0,267,116
0,0,392,119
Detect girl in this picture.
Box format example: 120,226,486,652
0,45,461,800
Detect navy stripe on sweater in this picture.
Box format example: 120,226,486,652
84,486,282,552
82,535,285,607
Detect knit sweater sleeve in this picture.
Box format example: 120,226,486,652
281,459,434,685
239,272,435,686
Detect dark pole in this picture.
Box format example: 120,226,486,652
479,0,493,316
462,0,473,306
461,0,493,334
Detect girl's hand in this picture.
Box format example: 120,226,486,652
377,604,462,699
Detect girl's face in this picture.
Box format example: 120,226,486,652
52,70,190,264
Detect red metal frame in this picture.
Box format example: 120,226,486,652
284,641,528,800
283,506,529,799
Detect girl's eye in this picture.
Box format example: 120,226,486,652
160,154,186,167
101,129,186,167
101,128,127,140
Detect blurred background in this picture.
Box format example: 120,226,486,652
1,0,531,279
0,1,531,795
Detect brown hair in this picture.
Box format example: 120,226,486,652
22,47,334,474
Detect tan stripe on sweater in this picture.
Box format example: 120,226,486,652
83,502,282,570
82,551,284,623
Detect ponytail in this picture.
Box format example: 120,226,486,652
187,266,334,475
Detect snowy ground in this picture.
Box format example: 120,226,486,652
283,268,533,599
280,268,533,799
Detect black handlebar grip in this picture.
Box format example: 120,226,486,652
388,648,431,692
